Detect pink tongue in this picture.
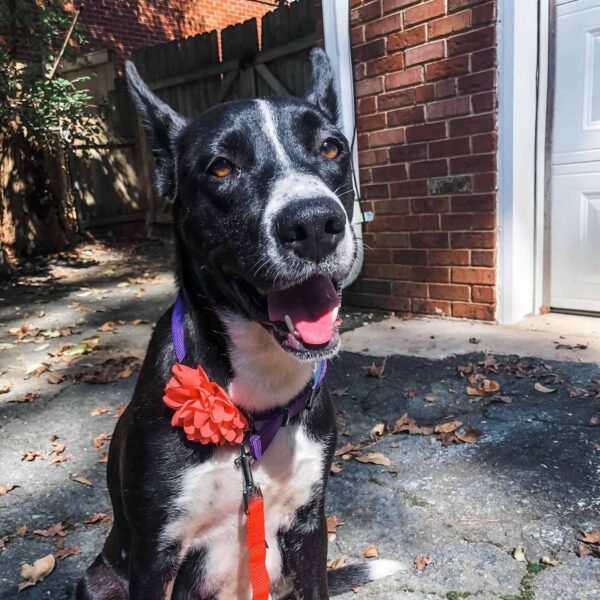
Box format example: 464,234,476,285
267,275,340,345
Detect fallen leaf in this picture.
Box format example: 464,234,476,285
0,383,12,394
24,363,50,378
33,522,67,538
0,484,19,496
16,524,27,537
86,513,111,524
513,546,527,562
131,319,148,325
355,453,391,466
363,543,380,558
369,422,385,440
47,374,67,384
590,416,600,426
541,556,560,566
534,382,556,394
93,432,112,450
403,389,416,398
434,420,462,434
8,390,40,403
414,555,433,571
437,432,461,447
423,394,437,403
49,440,69,465
334,443,358,457
578,543,592,557
365,358,387,379
469,337,481,344
21,451,44,462
18,554,55,590
455,425,483,444
579,530,600,544
391,413,434,436
0,535,8,549
97,451,109,464
466,379,500,396
330,463,343,475
91,405,109,416
97,321,121,333
327,557,346,570
112,404,127,417
54,539,81,560
70,474,93,487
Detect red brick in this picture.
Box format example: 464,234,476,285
362,248,392,263
366,53,405,77
371,127,406,147
405,41,445,67
412,299,452,316
362,183,390,199
371,198,410,215
392,282,428,297
409,159,448,179
473,172,496,192
393,249,428,264
390,142,428,162
429,136,470,158
378,88,416,111
458,70,495,94
360,167,372,184
450,153,495,174
391,179,429,196
429,249,470,265
415,84,436,103
412,266,450,282
472,2,496,25
442,212,495,230
451,231,495,249
449,114,495,136
372,164,408,183
359,148,388,166
452,267,495,285
359,113,387,132
383,0,422,13
472,48,495,71
435,78,457,99
385,66,424,90
472,132,496,153
451,194,495,212
362,263,413,279
472,92,496,113
358,96,377,115
449,0,491,12
365,13,403,39
388,106,425,127
427,96,471,120
354,278,392,295
472,285,495,303
356,77,384,98
410,196,450,213
372,214,438,232
345,292,411,312
351,1,382,24
352,25,365,46
411,232,448,248
404,0,446,27
452,302,495,321
406,122,447,143
388,26,427,52
429,283,471,301
448,26,495,56
353,39,386,62
425,55,470,81
472,250,495,267
373,232,411,247
428,11,472,39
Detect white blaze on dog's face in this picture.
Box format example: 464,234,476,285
125,48,356,362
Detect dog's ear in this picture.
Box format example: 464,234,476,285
305,47,338,122
124,61,189,200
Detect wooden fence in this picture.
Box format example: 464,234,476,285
66,0,318,229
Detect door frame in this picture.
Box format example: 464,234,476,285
497,0,552,324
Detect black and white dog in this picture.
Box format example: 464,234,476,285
77,48,400,599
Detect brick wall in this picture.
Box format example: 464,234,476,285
75,0,279,62
347,0,497,321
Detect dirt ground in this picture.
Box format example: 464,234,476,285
0,238,598,599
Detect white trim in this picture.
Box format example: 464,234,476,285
497,0,547,324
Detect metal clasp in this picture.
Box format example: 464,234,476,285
235,443,262,514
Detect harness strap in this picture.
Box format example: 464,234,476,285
246,495,270,600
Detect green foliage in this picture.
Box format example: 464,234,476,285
446,593,472,600
0,0,92,149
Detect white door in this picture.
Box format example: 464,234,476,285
551,0,600,312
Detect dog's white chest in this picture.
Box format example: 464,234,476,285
162,423,323,599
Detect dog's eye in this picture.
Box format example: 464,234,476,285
320,139,341,160
208,158,235,178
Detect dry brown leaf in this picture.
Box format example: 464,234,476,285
327,557,346,570
391,413,434,436
434,420,462,434
21,451,44,462
18,554,55,590
423,394,437,403
33,522,67,538
54,539,81,560
513,546,527,562
334,443,358,457
0,484,19,496
590,416,600,426
365,358,387,379
534,382,556,394
112,404,127,417
86,513,111,524
578,543,591,557
437,432,461,447
49,440,69,465
541,556,560,566
414,555,434,571
93,432,112,450
330,463,343,475
91,405,109,416
131,319,148,326
355,453,391,467
24,363,51,378
369,422,385,440
16,524,27,537
97,321,120,333
363,543,380,558
326,515,344,534
47,374,67,385
466,379,500,396
404,389,416,398
97,452,109,464
0,535,8,549
71,474,93,487
579,530,600,544
9,390,40,403
455,425,483,444
0,382,12,394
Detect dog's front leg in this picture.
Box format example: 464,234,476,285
128,536,179,600
281,500,329,600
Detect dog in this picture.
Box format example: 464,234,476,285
77,48,401,599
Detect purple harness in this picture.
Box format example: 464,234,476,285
171,294,327,461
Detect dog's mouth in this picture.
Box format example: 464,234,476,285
227,273,342,359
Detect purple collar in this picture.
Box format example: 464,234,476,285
170,293,327,461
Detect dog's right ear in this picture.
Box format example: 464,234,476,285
124,61,189,200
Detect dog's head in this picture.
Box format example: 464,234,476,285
125,49,356,361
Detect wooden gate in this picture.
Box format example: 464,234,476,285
131,0,318,223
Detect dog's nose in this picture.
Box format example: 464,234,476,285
275,198,346,263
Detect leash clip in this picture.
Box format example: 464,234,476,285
236,444,262,514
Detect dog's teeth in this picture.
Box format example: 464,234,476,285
332,307,339,323
284,314,295,334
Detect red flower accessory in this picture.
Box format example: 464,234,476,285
163,364,248,445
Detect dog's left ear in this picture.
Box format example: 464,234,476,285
305,47,338,122
124,61,189,200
